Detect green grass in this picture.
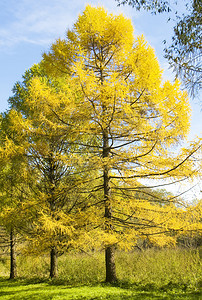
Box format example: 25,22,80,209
0,278,201,300
0,248,201,299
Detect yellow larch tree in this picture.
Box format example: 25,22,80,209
4,65,101,278
28,5,202,282
0,111,31,279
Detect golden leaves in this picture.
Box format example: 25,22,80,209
1,5,201,256
75,5,134,55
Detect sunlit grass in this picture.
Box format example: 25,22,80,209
0,279,201,300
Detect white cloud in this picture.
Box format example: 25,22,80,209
0,0,138,51
0,0,80,50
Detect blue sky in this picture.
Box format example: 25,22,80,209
0,0,201,198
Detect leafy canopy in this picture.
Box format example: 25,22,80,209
38,5,201,250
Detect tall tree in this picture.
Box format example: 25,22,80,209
40,5,201,282
116,0,202,97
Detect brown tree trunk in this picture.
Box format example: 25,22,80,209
50,246,58,278
9,228,17,279
103,128,117,283
105,245,117,283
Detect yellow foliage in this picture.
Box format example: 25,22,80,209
39,5,201,251
1,5,200,256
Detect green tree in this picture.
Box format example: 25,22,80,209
116,0,171,12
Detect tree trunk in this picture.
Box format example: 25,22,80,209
105,245,117,283
9,228,17,279
104,198,117,283
103,128,117,283
50,246,58,278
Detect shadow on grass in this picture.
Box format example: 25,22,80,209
1,291,201,300
0,277,201,300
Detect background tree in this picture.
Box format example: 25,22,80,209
40,5,201,282
116,0,171,12
0,112,30,279
116,0,202,97
6,65,101,278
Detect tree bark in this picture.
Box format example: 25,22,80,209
103,128,117,283
105,245,117,283
50,246,58,278
9,228,17,279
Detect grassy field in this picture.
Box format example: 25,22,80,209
0,248,201,299
0,279,201,299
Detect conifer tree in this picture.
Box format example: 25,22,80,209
6,65,100,278
40,5,201,282
0,112,29,279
